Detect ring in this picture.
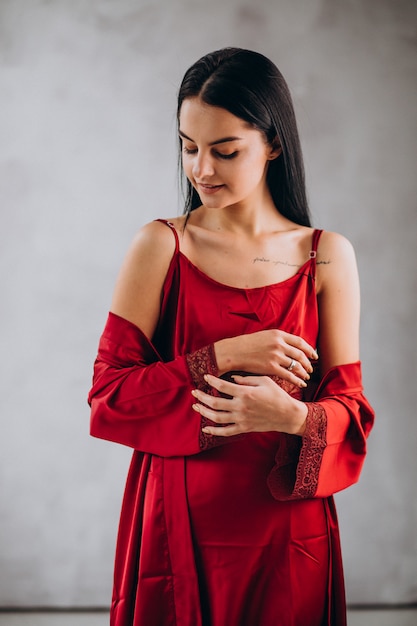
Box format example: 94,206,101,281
287,358,296,372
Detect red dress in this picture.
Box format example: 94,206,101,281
88,220,374,626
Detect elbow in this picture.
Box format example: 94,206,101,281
89,399,108,440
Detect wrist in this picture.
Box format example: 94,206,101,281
288,399,308,436
213,338,238,375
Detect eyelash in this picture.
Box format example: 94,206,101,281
182,147,238,160
218,151,238,160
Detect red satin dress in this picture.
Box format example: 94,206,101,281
88,220,374,626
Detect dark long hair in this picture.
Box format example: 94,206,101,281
177,47,311,227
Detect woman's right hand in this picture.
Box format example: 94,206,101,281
214,329,318,387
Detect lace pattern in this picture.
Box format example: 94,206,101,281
292,402,327,498
186,344,218,391
186,346,248,450
269,375,303,400
186,345,229,450
267,401,327,500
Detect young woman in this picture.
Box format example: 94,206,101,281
88,48,374,626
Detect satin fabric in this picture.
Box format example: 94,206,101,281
88,224,374,626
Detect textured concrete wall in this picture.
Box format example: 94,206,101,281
0,0,416,607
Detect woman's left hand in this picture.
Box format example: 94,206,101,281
191,374,307,437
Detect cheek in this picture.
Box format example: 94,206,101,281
237,155,269,185
182,156,193,180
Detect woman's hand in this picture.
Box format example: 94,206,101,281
214,329,318,388
191,373,308,437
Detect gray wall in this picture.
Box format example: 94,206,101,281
1,0,416,608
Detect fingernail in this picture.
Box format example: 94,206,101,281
191,389,198,397
312,351,319,360
300,381,307,388
192,403,200,412
203,374,209,382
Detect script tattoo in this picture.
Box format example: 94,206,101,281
253,257,331,266
253,257,301,267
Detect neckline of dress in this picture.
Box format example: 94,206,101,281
178,251,313,292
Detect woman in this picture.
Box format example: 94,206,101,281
88,48,374,626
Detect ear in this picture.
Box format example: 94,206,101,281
267,137,282,160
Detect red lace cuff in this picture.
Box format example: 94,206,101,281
267,402,327,500
186,345,243,451
185,344,218,389
292,402,327,498
186,345,222,450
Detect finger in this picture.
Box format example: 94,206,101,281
276,359,309,388
284,332,318,361
283,349,313,372
191,388,233,411
201,424,241,437
192,403,234,424
203,374,240,396
231,374,266,387
284,348,315,376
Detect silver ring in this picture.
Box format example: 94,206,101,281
287,358,296,372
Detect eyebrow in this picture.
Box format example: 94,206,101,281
178,130,243,146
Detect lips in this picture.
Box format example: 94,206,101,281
197,183,224,194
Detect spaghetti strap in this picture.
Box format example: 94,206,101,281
155,219,180,254
309,229,323,278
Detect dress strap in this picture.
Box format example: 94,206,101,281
308,229,323,278
155,219,180,254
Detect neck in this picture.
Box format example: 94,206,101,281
201,194,290,237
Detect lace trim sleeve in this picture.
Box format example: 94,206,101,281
267,402,327,500
185,346,243,451
186,345,222,450
292,402,327,498
185,344,218,389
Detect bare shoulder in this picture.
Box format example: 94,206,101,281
316,230,359,293
110,217,181,336
318,230,356,259
127,218,179,262
117,219,179,286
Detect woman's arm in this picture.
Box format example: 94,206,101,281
89,220,215,456
315,231,361,374
267,233,374,499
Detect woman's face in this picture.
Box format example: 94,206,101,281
179,97,279,210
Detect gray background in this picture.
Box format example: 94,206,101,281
1,0,416,609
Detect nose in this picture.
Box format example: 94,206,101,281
192,151,215,180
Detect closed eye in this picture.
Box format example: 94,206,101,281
182,146,239,160
216,151,238,160
182,146,198,155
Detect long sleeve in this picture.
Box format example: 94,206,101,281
88,312,218,457
267,362,375,500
